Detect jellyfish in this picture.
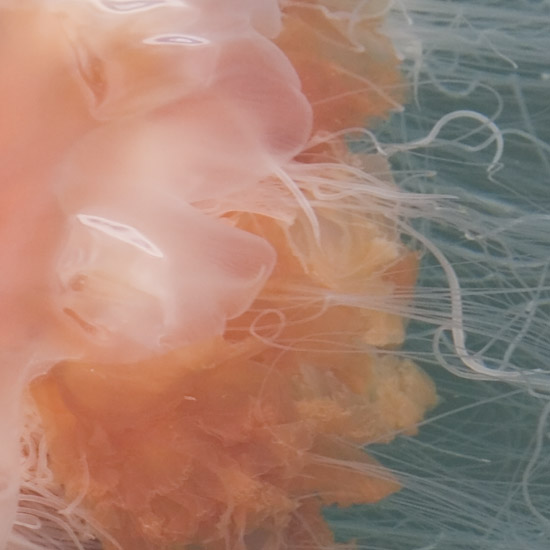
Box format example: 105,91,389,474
2,1,550,550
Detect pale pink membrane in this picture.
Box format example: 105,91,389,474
0,0,312,545
0,5,89,543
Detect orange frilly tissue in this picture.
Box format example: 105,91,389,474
0,1,437,549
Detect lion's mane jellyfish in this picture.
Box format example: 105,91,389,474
9,0,550,549
3,0,550,549
0,0,436,550
0,1,439,548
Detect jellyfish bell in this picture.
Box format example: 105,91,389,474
0,5,94,540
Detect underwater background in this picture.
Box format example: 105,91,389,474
327,1,550,549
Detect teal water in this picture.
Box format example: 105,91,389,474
328,1,550,549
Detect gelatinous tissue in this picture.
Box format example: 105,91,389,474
0,1,437,549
